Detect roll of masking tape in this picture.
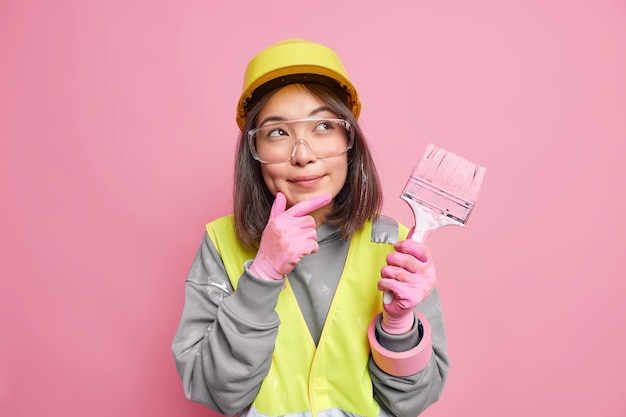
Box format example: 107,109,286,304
368,311,433,377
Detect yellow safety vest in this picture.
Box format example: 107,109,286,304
206,216,407,417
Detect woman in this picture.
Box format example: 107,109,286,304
172,39,449,417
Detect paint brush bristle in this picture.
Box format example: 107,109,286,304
413,143,486,203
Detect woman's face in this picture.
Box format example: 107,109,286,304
255,84,349,223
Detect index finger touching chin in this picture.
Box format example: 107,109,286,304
287,194,332,217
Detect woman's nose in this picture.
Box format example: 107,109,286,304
290,139,317,165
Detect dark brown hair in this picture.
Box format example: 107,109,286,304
233,82,382,250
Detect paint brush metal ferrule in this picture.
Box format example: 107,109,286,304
401,175,475,225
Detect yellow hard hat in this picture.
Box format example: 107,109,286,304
236,39,361,130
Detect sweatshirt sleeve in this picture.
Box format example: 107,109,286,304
171,232,284,416
368,287,450,417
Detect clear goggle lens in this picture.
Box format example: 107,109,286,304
248,117,354,164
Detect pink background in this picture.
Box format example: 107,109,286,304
1,0,625,416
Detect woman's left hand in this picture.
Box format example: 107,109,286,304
378,240,436,334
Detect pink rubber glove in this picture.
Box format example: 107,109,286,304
378,239,436,334
249,192,332,280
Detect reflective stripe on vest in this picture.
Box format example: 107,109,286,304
206,216,407,417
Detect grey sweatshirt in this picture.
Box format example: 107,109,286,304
172,216,449,417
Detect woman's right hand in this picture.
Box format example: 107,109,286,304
249,192,332,280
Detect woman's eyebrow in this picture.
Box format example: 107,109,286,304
257,115,285,126
309,106,336,116
257,106,337,127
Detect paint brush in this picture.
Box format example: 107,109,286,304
384,143,486,304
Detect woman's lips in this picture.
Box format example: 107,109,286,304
289,175,323,188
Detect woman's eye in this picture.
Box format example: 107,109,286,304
266,128,288,138
314,121,333,132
